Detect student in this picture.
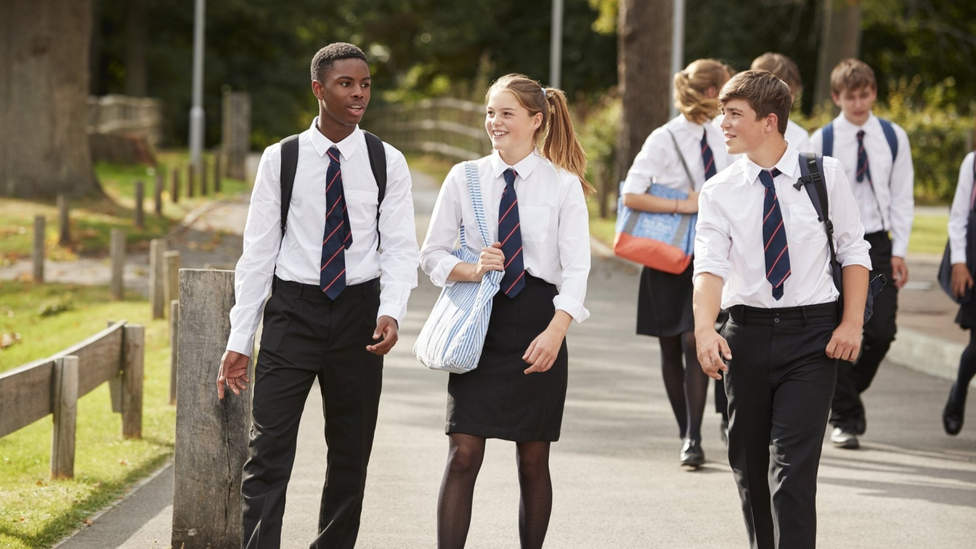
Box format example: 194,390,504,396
809,58,915,449
420,73,591,549
216,42,420,547
694,70,871,549
943,148,976,435
622,58,731,468
750,52,810,152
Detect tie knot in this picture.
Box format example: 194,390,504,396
758,169,780,189
327,146,341,164
503,168,517,186
856,129,866,141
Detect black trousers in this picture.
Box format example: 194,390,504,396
723,303,838,549
241,277,383,549
830,231,898,433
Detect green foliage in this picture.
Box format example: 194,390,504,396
577,94,621,216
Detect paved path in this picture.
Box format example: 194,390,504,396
54,170,976,548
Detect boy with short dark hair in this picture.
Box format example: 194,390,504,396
810,58,915,450
217,42,420,547
694,69,871,549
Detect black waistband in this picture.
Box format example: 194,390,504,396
272,275,379,300
728,302,837,326
864,231,890,241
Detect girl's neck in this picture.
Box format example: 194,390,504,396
497,145,534,167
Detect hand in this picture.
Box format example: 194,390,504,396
522,327,566,374
951,263,973,298
474,243,505,279
890,256,908,289
217,350,250,400
677,191,699,214
826,320,862,362
366,315,399,355
695,328,730,380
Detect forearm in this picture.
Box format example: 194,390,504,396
693,273,724,336
547,310,573,336
840,264,869,327
447,262,479,282
623,193,694,214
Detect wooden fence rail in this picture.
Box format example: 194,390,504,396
366,97,491,163
0,320,144,478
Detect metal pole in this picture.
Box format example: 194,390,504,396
550,0,563,89
189,0,206,170
669,0,685,118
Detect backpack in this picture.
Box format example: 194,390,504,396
278,130,387,248
821,118,898,164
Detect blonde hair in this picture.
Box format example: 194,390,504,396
486,74,594,195
830,58,877,95
751,52,802,99
673,59,731,124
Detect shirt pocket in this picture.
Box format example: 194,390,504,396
345,189,378,233
519,205,552,242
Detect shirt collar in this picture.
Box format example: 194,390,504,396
490,149,541,180
307,117,363,161
670,114,706,136
833,111,877,132
744,144,800,184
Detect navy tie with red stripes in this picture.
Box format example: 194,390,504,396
701,128,717,180
760,168,790,300
498,168,526,297
855,129,872,183
320,146,352,299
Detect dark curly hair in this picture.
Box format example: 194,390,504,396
310,42,367,82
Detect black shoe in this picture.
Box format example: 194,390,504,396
830,427,859,449
680,438,705,470
720,418,729,448
943,384,965,436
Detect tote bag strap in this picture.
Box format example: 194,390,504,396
666,128,698,192
461,161,492,250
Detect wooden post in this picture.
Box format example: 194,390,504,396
51,355,79,479
110,229,125,300
134,180,145,229
57,195,70,246
32,215,45,283
121,324,144,439
164,250,181,314
170,300,179,405
154,170,164,215
214,152,222,193
173,269,248,548
149,239,166,319
222,91,251,180
187,165,196,198
171,168,181,203
201,156,209,196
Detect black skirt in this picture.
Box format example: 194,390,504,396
956,301,976,330
446,274,568,442
636,264,694,337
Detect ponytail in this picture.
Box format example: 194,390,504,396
674,59,730,124
543,88,594,195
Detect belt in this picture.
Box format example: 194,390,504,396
271,275,379,301
728,302,837,326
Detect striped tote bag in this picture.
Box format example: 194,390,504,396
414,162,503,373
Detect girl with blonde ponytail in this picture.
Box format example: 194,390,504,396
621,58,731,470
419,73,591,549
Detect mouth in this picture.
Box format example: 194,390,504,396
490,129,508,139
347,105,365,116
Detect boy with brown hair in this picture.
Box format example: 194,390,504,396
694,69,871,549
810,58,915,450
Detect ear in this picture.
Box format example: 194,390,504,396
311,79,323,100
705,86,718,99
766,113,780,134
831,92,841,107
531,111,543,131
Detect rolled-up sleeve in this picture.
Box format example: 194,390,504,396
553,178,591,322
949,152,976,264
825,158,872,269
376,148,419,324
420,163,465,287
693,183,731,281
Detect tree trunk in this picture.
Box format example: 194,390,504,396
0,0,95,198
616,0,672,183
124,0,148,97
813,0,862,110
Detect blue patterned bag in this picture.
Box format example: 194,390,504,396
613,183,696,274
414,162,503,373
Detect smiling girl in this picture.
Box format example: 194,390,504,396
420,74,592,549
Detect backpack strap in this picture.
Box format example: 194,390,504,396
364,130,387,250
822,122,834,157
797,152,842,292
878,118,898,161
279,134,300,235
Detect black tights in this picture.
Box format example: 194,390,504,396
659,331,708,442
437,434,552,549
952,329,976,406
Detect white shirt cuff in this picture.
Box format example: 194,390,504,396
553,295,590,323
226,331,256,358
430,255,463,288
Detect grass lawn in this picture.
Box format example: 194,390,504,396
0,282,174,548
0,151,249,266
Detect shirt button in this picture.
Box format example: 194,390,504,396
774,317,781,325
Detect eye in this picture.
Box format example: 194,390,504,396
362,82,370,89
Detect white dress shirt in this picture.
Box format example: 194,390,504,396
809,113,914,257
623,115,729,194
226,120,420,356
713,116,812,160
948,152,976,264
420,150,591,322
694,145,872,309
